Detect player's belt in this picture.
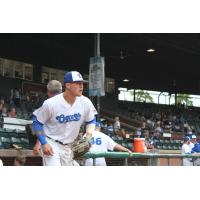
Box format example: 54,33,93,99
46,136,68,146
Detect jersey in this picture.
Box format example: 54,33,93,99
33,93,96,144
85,131,117,166
181,143,191,154
189,142,195,151
182,143,192,166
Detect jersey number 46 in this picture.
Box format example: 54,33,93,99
91,137,102,145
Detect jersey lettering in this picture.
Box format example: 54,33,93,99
56,113,81,123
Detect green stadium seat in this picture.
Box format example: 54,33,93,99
20,137,31,149
0,140,4,149
0,136,11,149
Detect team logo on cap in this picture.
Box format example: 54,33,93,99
77,73,82,79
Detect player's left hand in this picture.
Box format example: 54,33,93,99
86,133,92,147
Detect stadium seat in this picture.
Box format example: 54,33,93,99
20,137,31,149
0,140,4,149
0,136,11,149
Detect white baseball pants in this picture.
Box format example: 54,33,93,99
42,138,79,166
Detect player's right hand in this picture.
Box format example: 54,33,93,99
42,144,54,156
33,145,40,155
33,141,41,155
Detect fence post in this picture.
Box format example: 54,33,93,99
167,158,170,166
93,158,96,166
124,158,128,166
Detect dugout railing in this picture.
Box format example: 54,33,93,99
84,152,200,166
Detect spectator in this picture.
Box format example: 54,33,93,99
141,129,154,150
154,121,163,134
113,116,120,134
0,99,5,105
0,103,3,114
185,126,193,138
23,95,33,112
136,127,142,137
116,128,126,139
13,88,21,107
173,122,181,132
7,107,17,118
2,106,7,117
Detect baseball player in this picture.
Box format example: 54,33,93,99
32,80,63,156
32,71,97,166
190,135,200,166
188,134,196,150
181,136,193,166
85,122,132,166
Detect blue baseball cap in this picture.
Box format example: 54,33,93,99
183,136,190,142
64,71,88,83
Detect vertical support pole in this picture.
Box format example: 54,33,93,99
95,33,101,121
93,158,96,166
124,158,128,166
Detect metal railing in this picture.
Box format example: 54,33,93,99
84,152,200,166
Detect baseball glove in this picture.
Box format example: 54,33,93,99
71,137,91,159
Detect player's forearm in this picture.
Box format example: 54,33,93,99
86,123,95,135
35,131,47,145
35,139,41,146
85,123,95,142
32,115,44,135
114,144,131,152
33,128,47,144
32,116,47,145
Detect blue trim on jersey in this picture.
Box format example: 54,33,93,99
86,118,96,125
32,115,44,132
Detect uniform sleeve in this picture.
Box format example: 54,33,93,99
106,135,117,151
33,101,52,124
85,98,97,123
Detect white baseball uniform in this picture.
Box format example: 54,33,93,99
85,131,117,166
181,143,193,166
33,93,97,166
189,142,194,150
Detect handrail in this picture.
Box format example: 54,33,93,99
84,152,200,159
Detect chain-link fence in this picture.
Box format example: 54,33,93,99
84,152,200,166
